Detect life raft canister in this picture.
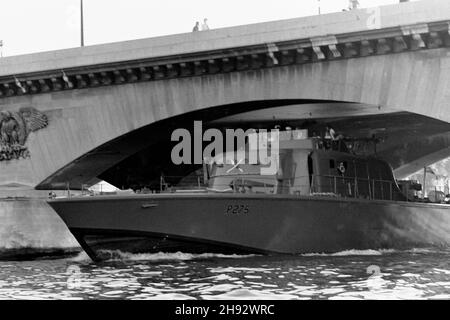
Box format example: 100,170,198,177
338,162,346,175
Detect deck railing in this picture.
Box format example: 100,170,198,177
157,174,406,202
310,175,405,201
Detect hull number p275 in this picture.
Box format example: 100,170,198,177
226,204,249,215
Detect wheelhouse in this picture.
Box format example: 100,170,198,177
206,131,406,201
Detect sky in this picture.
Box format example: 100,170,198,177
0,0,418,57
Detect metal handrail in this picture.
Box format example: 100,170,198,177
158,173,405,201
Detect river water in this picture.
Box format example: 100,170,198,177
0,248,449,300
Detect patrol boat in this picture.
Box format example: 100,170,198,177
48,130,450,261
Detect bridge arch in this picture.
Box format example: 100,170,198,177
1,48,449,190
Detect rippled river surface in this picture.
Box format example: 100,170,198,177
0,248,449,300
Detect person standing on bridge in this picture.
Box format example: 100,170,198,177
349,0,359,10
201,18,210,31
192,21,200,32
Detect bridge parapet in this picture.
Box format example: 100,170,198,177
1,0,450,99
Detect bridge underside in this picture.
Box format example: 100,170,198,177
36,101,450,191
0,0,449,192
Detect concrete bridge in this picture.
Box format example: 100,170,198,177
1,0,450,254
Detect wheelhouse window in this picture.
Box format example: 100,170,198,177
329,159,335,169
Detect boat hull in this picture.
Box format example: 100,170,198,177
48,194,450,261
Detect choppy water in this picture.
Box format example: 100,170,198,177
0,248,449,300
